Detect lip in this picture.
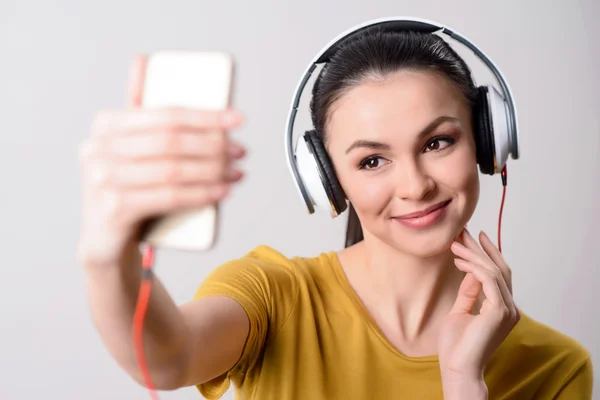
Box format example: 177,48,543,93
392,199,452,230
394,200,452,219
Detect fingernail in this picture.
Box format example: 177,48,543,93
225,166,243,180
220,110,242,126
227,142,246,157
454,258,467,267
211,184,229,198
452,241,465,250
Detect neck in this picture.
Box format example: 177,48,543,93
343,234,466,342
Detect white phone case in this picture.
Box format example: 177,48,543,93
140,51,234,252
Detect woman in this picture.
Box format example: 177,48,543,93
78,25,593,399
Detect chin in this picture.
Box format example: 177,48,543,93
389,229,457,259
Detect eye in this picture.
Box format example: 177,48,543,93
424,136,455,152
358,156,388,170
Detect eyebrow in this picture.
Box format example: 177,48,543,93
344,115,460,155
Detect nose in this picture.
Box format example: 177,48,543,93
395,160,435,201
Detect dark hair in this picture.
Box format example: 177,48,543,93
309,28,478,248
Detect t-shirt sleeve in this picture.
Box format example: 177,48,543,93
554,357,594,399
191,245,298,399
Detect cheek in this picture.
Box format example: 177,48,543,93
337,169,394,216
435,154,476,188
429,144,480,207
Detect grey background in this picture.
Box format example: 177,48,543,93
1,0,598,399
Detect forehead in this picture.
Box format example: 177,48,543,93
326,70,468,145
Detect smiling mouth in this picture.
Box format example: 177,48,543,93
394,199,452,220
392,199,452,230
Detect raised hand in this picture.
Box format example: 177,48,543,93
77,55,246,268
438,228,520,399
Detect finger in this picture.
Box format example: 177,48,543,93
451,239,492,271
460,228,492,262
127,55,147,108
103,130,236,159
85,130,247,162
451,241,515,315
454,230,512,298
479,231,513,294
454,258,504,308
97,159,243,188
450,272,482,315
92,107,243,137
108,183,230,226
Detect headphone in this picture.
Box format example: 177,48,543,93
285,16,520,218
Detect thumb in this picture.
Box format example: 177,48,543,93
450,272,482,315
126,54,147,108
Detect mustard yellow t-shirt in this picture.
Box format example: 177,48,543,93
193,245,593,399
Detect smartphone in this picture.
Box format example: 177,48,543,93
139,50,234,252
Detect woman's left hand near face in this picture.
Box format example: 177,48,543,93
438,228,520,387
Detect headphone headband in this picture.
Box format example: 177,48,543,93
285,16,520,214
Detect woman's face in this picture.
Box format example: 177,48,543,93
326,70,480,257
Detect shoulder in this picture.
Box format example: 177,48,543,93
244,244,296,266
198,245,298,288
507,311,591,361
193,245,304,346
490,310,592,396
197,245,334,284
195,245,335,307
239,245,337,282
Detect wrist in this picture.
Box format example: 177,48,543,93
441,370,488,400
81,240,142,273
82,244,145,292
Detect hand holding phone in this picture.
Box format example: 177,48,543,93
140,51,237,252
77,53,245,268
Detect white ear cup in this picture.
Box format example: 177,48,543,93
486,85,510,172
295,136,338,217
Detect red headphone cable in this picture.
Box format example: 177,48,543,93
498,165,508,253
134,244,160,400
